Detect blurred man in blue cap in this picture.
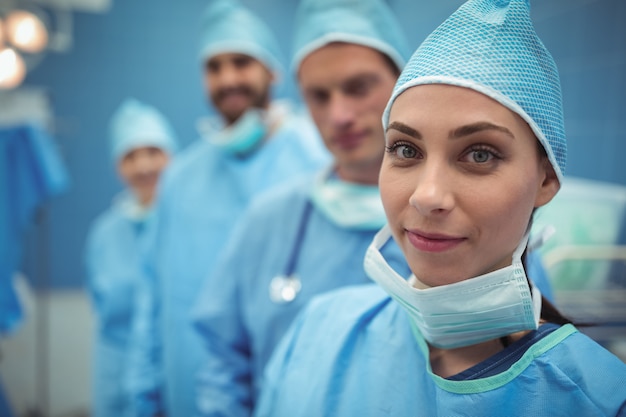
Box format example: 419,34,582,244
86,98,178,417
191,0,412,415
125,1,329,416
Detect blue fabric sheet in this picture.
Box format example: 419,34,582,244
0,123,68,335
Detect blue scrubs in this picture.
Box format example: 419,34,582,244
256,284,626,417
191,175,412,416
86,195,150,417
127,115,329,417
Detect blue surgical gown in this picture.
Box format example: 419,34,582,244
191,175,412,416
256,284,626,417
85,195,151,417
127,114,329,417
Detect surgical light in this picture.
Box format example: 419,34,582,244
0,47,26,89
0,5,61,90
5,10,49,54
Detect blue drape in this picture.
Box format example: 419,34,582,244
0,123,69,335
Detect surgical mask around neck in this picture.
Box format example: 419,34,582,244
364,225,541,349
115,191,152,222
310,167,387,230
198,100,291,155
198,108,268,155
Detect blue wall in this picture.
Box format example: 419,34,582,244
21,0,626,289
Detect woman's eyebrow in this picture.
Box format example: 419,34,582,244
386,121,421,139
450,122,515,140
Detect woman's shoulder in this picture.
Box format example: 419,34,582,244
543,326,626,375
527,327,626,415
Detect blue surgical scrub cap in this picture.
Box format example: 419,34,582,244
198,0,284,74
109,98,179,162
383,0,567,183
292,0,411,74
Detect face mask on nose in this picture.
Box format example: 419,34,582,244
363,225,541,349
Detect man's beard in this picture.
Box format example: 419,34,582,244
212,84,271,124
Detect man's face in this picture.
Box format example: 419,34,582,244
298,43,399,184
204,53,274,125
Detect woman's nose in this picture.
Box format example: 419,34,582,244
408,161,455,215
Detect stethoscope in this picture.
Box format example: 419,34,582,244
268,199,313,304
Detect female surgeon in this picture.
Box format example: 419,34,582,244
254,0,626,416
85,98,177,417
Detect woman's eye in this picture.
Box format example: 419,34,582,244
386,142,419,159
463,146,501,164
471,149,492,163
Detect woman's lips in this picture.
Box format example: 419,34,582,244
406,229,466,253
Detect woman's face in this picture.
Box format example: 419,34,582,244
118,146,170,206
381,84,559,287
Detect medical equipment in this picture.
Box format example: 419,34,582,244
533,176,626,358
268,201,311,303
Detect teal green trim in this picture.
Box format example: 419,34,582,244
409,319,432,361
409,321,578,394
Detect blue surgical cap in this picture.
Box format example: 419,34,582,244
109,98,179,162
292,0,411,74
383,0,567,183
198,0,284,74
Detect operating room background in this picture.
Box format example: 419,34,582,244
1,0,624,415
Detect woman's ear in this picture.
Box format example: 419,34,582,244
534,157,560,208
